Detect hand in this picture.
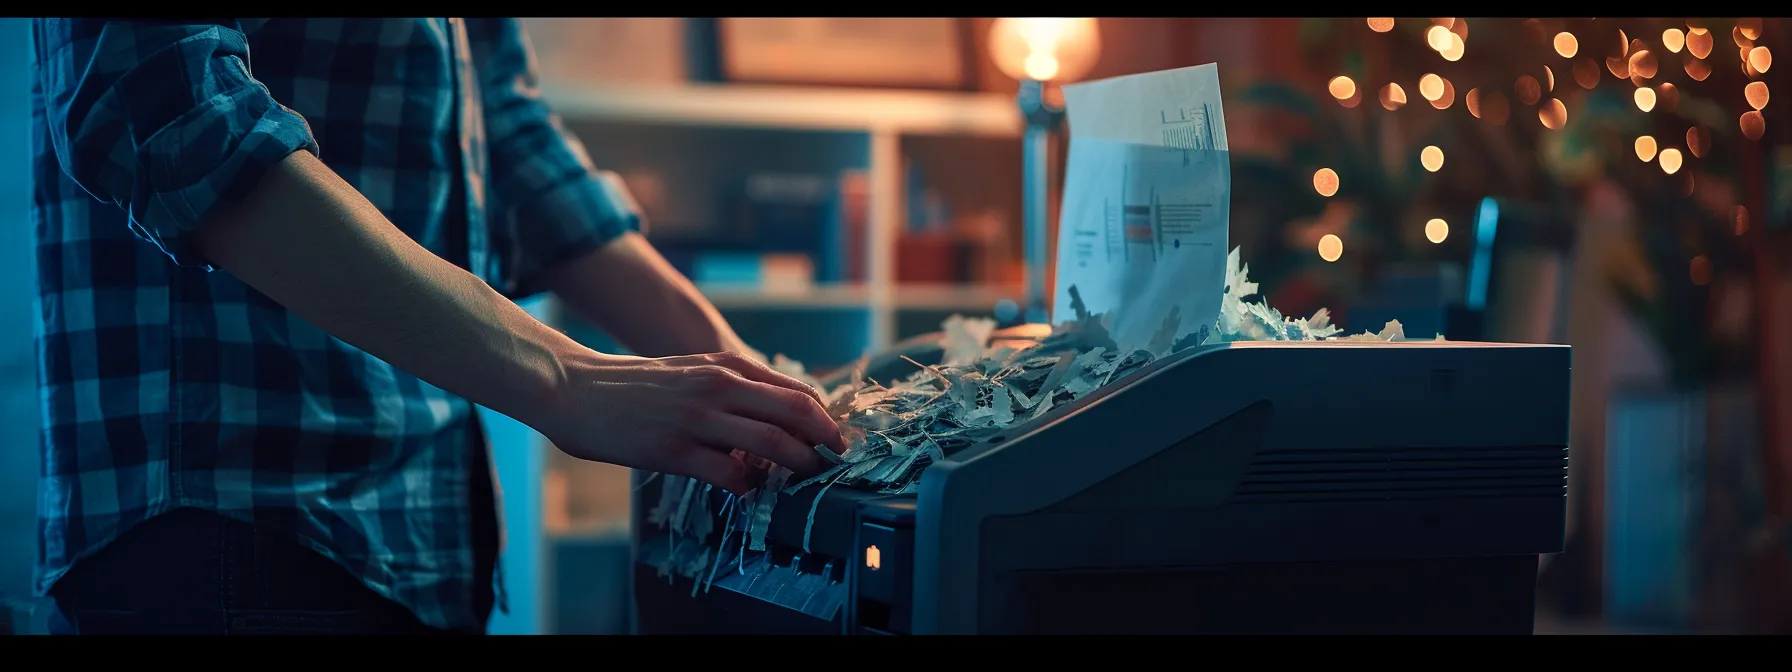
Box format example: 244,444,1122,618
532,349,847,496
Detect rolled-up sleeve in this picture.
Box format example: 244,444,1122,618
465,18,644,298
35,19,319,269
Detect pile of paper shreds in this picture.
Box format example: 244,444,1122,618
643,247,1413,597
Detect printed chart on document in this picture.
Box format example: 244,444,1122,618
1056,63,1232,355
1091,103,1222,268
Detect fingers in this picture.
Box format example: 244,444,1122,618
703,351,825,407
689,410,828,476
672,447,753,496
716,377,847,456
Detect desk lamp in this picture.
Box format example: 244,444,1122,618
987,18,1101,324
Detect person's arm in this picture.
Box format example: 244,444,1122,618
463,19,755,360
36,19,841,491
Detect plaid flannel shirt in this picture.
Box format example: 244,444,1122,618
31,18,641,631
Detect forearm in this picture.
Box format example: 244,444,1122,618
194,149,583,425
541,233,749,359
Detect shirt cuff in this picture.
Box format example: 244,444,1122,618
502,170,646,297
136,83,319,269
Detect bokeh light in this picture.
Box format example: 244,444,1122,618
1735,206,1751,235
1554,32,1578,58
1686,126,1710,157
1425,218,1449,244
1635,87,1657,112
1663,28,1685,53
1329,75,1357,100
1313,168,1340,197
1635,135,1658,162
1367,18,1395,33
1741,110,1766,140
1746,81,1770,110
1659,148,1683,174
1318,234,1344,262
1419,73,1444,101
1539,98,1568,129
1380,82,1408,110
1750,46,1773,73
1421,145,1445,172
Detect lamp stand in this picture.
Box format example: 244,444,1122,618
1018,78,1065,326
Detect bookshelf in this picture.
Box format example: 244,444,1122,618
542,82,1024,351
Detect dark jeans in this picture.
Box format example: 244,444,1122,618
49,421,502,635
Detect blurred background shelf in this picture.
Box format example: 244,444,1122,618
544,83,1022,137
696,282,1021,311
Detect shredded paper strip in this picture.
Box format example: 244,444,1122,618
640,247,1414,612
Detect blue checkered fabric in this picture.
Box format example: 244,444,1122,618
30,18,641,631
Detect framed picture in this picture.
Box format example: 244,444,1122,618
716,18,974,90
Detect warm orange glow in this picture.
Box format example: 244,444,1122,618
1663,28,1686,53
1685,57,1713,81
1367,18,1395,33
1686,126,1710,158
1750,46,1773,74
1607,56,1630,79
1516,76,1542,105
1425,218,1449,244
1421,145,1445,172
1746,81,1770,110
1628,50,1659,79
987,18,1102,84
1328,75,1357,100
1690,255,1711,286
1634,87,1657,112
866,544,882,570
1539,98,1568,130
1427,26,1454,51
1554,32,1579,58
1635,135,1658,162
1688,29,1714,59
1419,73,1444,101
1659,148,1683,174
1733,25,1754,49
1739,18,1763,41
1741,111,1766,140
1380,82,1408,110
1688,20,1708,36
1430,78,1455,109
1573,58,1603,89
1466,88,1483,118
1542,66,1554,92
1318,234,1344,262
1735,206,1751,236
1441,34,1465,61
1313,168,1340,197
1657,83,1680,113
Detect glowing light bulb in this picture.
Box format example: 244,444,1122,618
1635,135,1658,162
987,18,1102,84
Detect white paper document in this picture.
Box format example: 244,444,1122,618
1054,63,1231,354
